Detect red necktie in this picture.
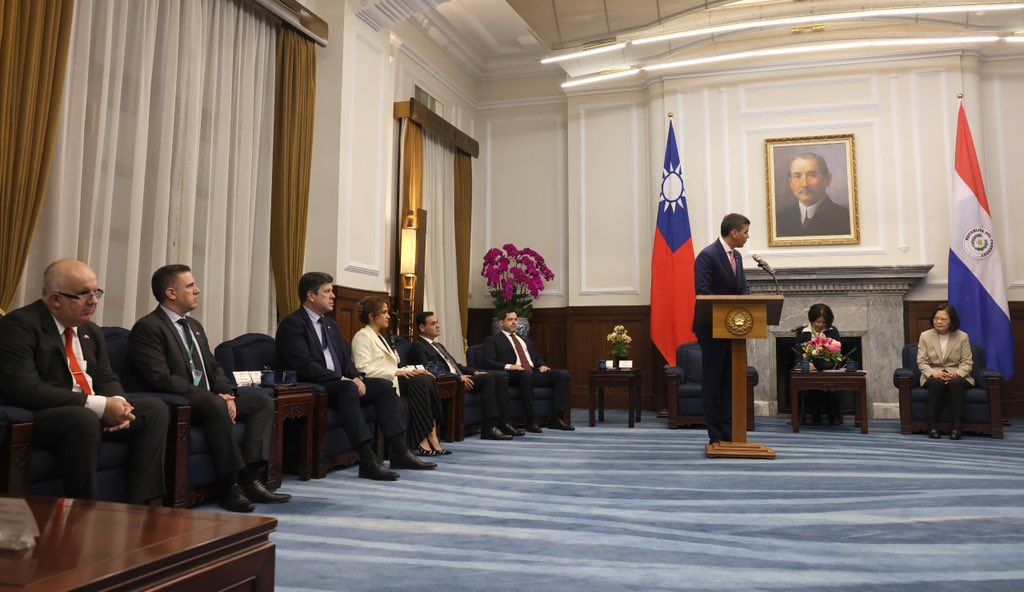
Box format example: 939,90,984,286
510,334,533,371
64,328,93,395
729,250,737,275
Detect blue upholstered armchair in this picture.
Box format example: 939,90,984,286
0,330,178,503
467,344,555,426
663,341,758,430
893,343,1003,438
392,335,465,441
215,332,372,478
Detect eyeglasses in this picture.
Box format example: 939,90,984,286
54,289,105,302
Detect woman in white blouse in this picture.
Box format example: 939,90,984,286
351,295,445,455
917,303,974,440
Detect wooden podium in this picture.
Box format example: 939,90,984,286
695,294,783,459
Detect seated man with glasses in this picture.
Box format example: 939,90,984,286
0,259,168,504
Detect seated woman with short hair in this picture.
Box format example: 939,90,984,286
797,303,841,425
917,303,973,440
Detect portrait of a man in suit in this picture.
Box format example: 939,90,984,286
766,135,860,246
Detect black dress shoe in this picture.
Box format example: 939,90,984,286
481,426,513,440
525,420,543,434
242,480,292,504
219,484,255,513
928,428,941,439
390,450,437,470
949,429,962,441
358,459,399,481
547,417,575,431
499,423,525,437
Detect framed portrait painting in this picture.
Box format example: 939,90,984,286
765,134,860,247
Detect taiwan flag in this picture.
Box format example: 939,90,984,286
650,120,696,363
948,103,1015,380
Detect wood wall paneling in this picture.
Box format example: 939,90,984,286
469,306,671,411
332,285,389,341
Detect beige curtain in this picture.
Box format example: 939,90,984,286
270,28,316,321
453,152,472,344
0,0,73,312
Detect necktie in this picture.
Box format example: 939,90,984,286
64,327,93,395
432,341,460,373
177,318,207,389
802,211,810,229
509,334,533,371
319,318,343,375
729,250,737,275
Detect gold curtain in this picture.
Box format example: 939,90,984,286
0,0,74,312
270,28,316,321
453,152,472,343
402,122,424,212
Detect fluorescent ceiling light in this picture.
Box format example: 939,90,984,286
541,42,627,64
561,69,640,88
1006,35,1024,41
631,3,1024,45
643,37,1001,72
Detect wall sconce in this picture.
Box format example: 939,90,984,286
398,210,424,339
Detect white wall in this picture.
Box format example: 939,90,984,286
307,3,1024,316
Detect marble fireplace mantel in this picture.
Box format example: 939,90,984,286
743,265,932,419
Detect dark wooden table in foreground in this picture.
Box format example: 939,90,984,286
588,369,642,428
790,370,869,434
0,496,276,591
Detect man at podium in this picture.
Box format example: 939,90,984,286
693,213,751,445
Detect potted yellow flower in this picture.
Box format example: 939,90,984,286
607,325,632,366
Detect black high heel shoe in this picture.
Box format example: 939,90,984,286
430,444,453,456
417,446,437,456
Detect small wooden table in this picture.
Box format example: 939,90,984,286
0,496,276,591
435,375,465,442
790,370,868,434
588,369,642,428
269,385,315,487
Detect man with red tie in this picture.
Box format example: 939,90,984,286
0,259,167,503
694,214,751,445
481,310,574,433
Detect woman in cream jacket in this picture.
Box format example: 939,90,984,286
352,295,445,455
917,303,974,440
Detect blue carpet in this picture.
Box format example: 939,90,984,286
215,411,1024,591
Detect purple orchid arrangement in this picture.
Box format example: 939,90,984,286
481,244,555,318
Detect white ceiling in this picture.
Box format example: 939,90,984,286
406,0,1024,82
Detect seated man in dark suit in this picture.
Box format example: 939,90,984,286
128,264,290,512
0,259,167,504
481,309,574,433
274,272,435,480
409,311,523,441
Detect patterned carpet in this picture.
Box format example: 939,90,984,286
223,411,1024,591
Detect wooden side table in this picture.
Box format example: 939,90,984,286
268,385,315,488
588,369,642,427
790,370,868,434
435,375,465,442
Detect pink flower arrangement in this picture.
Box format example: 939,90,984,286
481,244,555,318
801,334,843,364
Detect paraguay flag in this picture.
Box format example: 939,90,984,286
651,120,696,363
949,103,1016,381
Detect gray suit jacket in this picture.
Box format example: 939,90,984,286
917,328,974,386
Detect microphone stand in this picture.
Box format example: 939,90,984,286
759,263,780,295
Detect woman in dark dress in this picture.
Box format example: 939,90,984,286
351,295,446,455
797,303,842,425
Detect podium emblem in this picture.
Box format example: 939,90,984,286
725,308,754,335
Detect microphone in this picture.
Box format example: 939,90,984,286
752,254,776,274
841,346,859,362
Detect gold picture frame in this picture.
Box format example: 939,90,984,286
765,134,860,247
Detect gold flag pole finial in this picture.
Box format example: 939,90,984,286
668,112,674,119
956,92,964,100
